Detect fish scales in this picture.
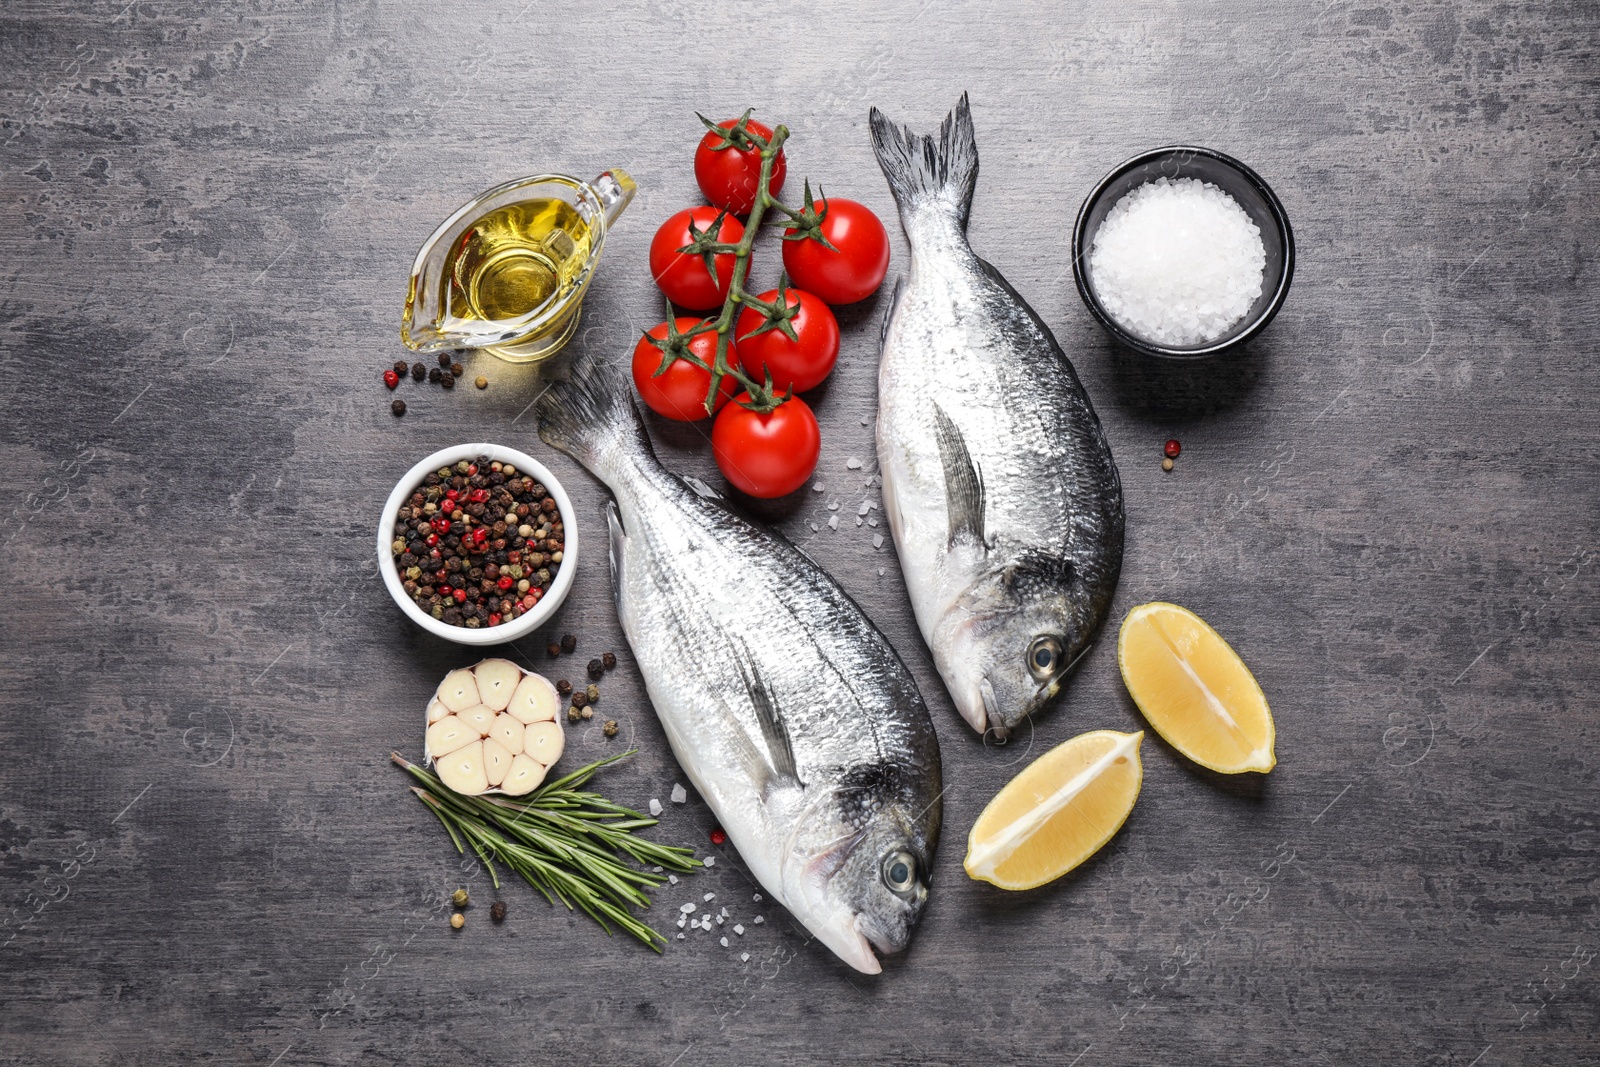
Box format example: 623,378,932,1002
870,93,1125,739
537,354,941,975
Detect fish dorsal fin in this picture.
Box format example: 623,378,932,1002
932,403,986,551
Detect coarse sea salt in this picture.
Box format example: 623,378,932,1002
1087,177,1265,346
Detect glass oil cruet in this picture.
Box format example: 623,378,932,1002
401,169,636,364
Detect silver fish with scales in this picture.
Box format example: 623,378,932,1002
536,356,942,975
869,94,1125,739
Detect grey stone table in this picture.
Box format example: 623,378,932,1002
2,2,1595,1064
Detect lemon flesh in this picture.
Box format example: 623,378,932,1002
964,729,1144,891
1118,601,1275,774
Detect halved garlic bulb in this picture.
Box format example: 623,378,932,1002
424,658,564,796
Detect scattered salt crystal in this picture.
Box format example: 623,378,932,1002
720,907,728,918
1087,176,1266,346
868,518,878,527
677,915,687,928
873,534,884,549
704,857,715,867
878,567,885,576
846,457,862,469
860,417,869,426
715,915,724,925
809,522,819,532
812,482,824,492
704,892,715,902
669,874,678,884
671,783,687,804
828,516,839,531
734,924,745,935
858,501,871,516
827,501,839,511
678,933,685,940
690,919,700,929
701,913,711,924
741,952,750,962
720,936,730,948
753,915,764,924
680,902,697,913
648,799,662,816
753,894,762,902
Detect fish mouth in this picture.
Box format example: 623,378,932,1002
811,914,882,975
979,680,1006,741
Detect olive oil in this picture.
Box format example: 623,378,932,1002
445,198,593,325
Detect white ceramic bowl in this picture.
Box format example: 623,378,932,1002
377,443,578,645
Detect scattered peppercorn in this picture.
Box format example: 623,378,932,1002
602,651,617,671
581,706,593,720
586,658,604,680
411,361,427,381
490,900,507,923
450,362,465,377
1162,457,1174,472
429,366,443,383
585,683,600,704
1164,438,1181,459
452,888,469,907
384,369,400,389
438,353,452,367
547,642,561,657
391,398,406,416
555,679,572,696
560,634,577,653
475,376,488,390
440,371,455,389
710,828,727,846
450,912,465,930
603,719,618,738
571,691,588,709
567,707,580,723
393,359,409,376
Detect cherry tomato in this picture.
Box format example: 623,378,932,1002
631,318,738,421
650,207,745,311
735,288,840,394
695,118,786,217
712,394,821,499
782,198,890,305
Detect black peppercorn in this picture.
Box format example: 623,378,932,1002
560,634,577,653
411,361,426,381
555,679,572,696
391,398,406,416
547,642,561,658
440,371,455,389
429,367,442,383
586,659,603,680
393,359,409,376
571,691,588,709
490,900,507,923
602,652,617,671
438,353,452,367
450,362,464,377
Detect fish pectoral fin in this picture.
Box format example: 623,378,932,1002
731,650,803,797
605,501,628,610
933,403,987,553
879,274,904,348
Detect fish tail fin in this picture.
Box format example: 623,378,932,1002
534,347,654,489
869,92,978,231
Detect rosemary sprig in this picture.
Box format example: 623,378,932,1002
392,751,700,951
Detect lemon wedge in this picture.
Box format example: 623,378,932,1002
1118,601,1275,774
964,729,1144,891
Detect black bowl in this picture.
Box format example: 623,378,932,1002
1071,146,1294,359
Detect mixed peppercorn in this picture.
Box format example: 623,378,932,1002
384,354,485,415
390,456,564,629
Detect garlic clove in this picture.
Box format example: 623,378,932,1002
506,674,559,725
457,703,496,737
482,737,512,787
426,697,450,724
500,754,547,796
489,713,524,755
472,658,522,711
438,669,481,712
426,714,476,758
436,740,489,795
524,720,564,766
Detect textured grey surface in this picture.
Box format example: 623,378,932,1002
1,1,1596,1064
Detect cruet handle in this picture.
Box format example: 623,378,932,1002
592,169,636,228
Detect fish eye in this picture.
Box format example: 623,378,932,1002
1028,636,1063,679
883,851,916,893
